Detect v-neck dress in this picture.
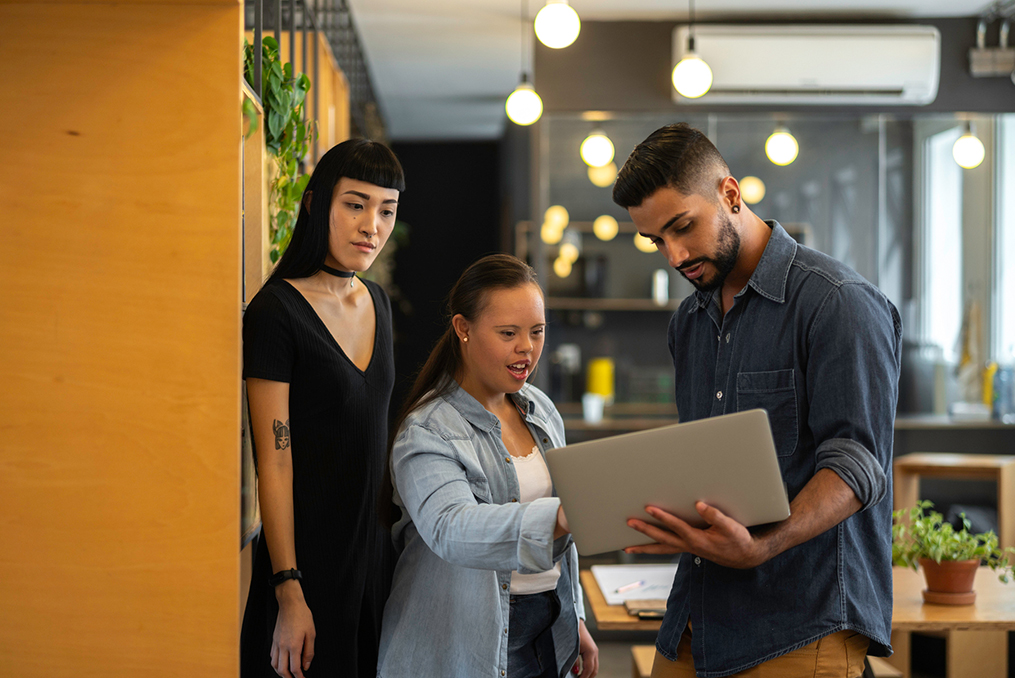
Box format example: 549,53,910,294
240,278,395,678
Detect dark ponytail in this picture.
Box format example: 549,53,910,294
378,253,540,528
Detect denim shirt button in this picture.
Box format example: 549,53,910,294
694,557,701,565
716,391,723,400
502,583,508,590
543,437,549,444
510,498,518,502
505,456,511,463
726,333,730,343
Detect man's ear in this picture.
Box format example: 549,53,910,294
302,190,313,213
719,176,741,211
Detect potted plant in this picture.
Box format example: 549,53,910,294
893,500,1015,604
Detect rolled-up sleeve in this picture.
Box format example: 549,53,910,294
806,281,901,511
393,423,560,573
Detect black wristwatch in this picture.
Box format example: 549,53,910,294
268,568,302,587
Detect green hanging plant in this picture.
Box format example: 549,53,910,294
243,36,316,263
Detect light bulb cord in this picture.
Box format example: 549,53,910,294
689,0,696,50
520,0,527,78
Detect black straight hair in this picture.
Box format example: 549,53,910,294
378,253,540,528
612,122,730,209
267,138,405,285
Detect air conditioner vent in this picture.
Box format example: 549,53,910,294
673,25,940,106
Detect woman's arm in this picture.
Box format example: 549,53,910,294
247,377,315,678
393,423,565,573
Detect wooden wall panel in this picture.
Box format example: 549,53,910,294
0,3,241,676
243,87,270,301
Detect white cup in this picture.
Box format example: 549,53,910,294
582,392,605,424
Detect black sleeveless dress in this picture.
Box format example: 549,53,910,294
240,278,395,678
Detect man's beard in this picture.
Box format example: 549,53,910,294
677,211,740,293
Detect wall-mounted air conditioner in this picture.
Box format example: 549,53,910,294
672,25,940,106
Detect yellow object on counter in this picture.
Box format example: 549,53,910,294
586,357,615,404
984,362,998,406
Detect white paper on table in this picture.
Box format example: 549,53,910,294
590,563,678,606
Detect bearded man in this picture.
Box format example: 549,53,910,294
614,123,901,678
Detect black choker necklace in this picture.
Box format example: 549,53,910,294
320,264,356,279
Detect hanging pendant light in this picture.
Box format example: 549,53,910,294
534,0,580,49
952,122,985,169
588,162,618,188
506,75,543,126
580,129,615,167
593,215,619,241
765,126,799,166
739,176,766,204
506,0,543,126
672,0,713,99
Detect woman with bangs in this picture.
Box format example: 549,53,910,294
240,139,405,678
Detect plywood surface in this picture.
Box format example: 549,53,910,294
893,566,1015,631
580,570,664,631
0,3,242,676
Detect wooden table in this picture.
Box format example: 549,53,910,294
581,567,1015,678
579,570,663,631
889,565,1015,678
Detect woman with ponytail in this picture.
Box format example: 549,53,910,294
377,254,598,678
240,139,405,678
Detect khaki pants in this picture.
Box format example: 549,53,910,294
651,627,870,678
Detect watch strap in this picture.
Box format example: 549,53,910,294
268,568,302,587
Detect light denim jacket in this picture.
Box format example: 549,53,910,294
377,382,582,678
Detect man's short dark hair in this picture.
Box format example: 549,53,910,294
612,123,730,209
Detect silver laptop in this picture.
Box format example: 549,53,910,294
544,409,791,556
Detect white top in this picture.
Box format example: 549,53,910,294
509,446,562,594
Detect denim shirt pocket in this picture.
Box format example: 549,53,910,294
736,369,798,458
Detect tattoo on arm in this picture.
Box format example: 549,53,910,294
273,419,291,450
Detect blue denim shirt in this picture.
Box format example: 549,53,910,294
657,221,901,677
378,382,582,678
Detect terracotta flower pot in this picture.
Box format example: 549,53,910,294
919,558,979,605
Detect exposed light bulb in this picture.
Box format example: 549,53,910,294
672,53,713,99
544,205,569,229
588,162,618,188
541,221,564,245
739,176,766,205
553,256,573,278
765,127,799,166
593,215,619,241
559,242,580,264
952,130,985,169
580,131,615,168
633,233,657,253
505,80,543,126
534,0,580,49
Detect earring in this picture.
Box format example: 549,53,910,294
732,204,741,214
462,336,469,343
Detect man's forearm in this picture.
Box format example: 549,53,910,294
752,468,862,564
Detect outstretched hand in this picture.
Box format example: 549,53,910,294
625,501,770,569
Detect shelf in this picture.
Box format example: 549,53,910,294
517,220,640,235
894,414,1015,430
563,417,679,432
547,297,679,311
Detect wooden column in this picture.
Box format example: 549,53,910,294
0,2,242,676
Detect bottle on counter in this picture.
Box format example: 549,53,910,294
994,365,1014,423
